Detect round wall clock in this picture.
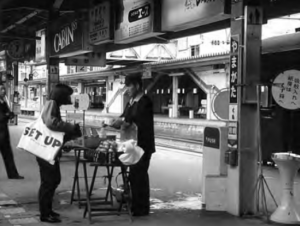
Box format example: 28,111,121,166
7,40,24,60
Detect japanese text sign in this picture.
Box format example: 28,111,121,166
272,70,300,110
229,35,239,104
89,0,112,45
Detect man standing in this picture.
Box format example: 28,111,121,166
0,84,24,179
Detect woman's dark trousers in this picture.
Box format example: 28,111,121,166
129,154,151,215
36,157,61,217
0,124,19,178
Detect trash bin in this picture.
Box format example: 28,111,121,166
270,152,300,225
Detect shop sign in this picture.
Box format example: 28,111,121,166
272,70,300,110
203,127,220,149
50,16,91,58
89,0,113,45
114,0,163,44
36,29,46,63
161,0,230,32
64,52,106,67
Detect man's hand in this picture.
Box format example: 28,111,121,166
110,118,124,129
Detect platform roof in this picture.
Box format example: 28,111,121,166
1,0,300,54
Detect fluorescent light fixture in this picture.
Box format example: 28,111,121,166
161,89,164,94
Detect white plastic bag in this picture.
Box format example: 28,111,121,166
17,114,65,165
118,139,144,165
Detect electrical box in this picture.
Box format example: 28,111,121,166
225,149,238,167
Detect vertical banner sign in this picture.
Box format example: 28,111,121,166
228,35,239,157
36,29,46,63
229,35,239,105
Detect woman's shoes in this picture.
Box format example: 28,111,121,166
40,215,61,223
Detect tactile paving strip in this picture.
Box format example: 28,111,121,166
0,208,26,215
8,217,39,224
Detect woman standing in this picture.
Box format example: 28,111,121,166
0,85,24,179
37,84,81,223
112,74,155,216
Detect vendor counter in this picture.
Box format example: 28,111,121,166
62,110,227,154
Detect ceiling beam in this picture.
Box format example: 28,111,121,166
0,10,43,33
0,34,41,41
53,0,65,10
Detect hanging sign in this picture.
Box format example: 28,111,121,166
272,70,300,110
50,15,92,58
36,29,46,63
161,0,230,32
89,0,113,45
64,52,106,67
114,0,163,44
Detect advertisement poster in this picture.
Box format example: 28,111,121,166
161,0,229,31
89,0,112,45
115,0,161,43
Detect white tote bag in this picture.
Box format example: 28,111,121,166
17,113,65,165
